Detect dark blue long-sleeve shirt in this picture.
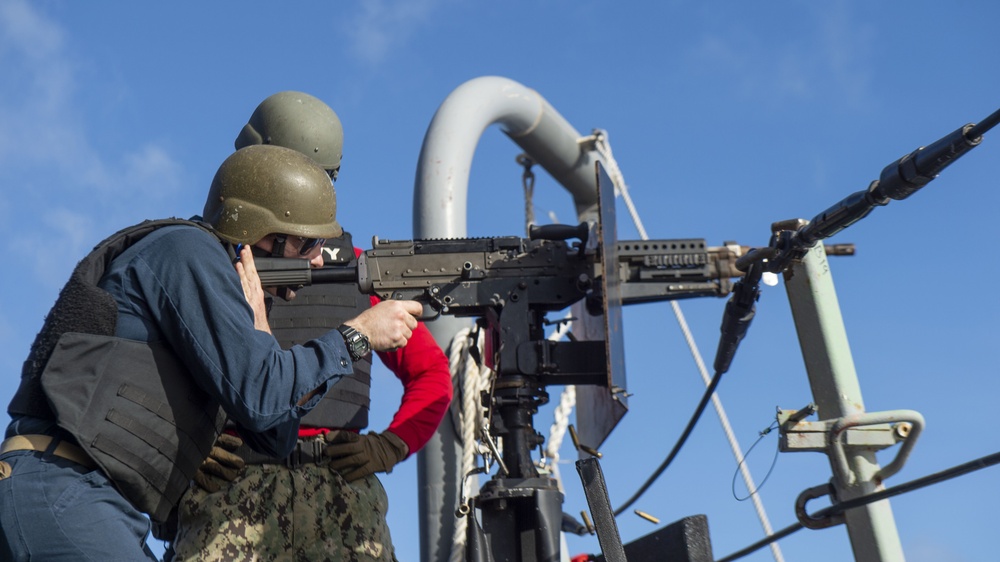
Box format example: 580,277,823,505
91,224,352,456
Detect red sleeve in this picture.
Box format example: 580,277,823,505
376,320,452,455
360,247,453,455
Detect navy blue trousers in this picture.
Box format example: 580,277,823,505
0,449,158,561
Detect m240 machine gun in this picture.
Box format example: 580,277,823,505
256,227,751,561
257,234,770,310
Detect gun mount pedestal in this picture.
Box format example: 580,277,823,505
476,476,564,562
490,376,549,477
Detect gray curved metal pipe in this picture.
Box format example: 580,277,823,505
414,75,601,238
412,76,600,562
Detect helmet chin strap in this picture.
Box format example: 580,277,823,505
271,234,288,257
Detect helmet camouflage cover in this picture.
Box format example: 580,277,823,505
203,144,343,245
235,90,344,178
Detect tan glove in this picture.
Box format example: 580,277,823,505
193,433,246,493
322,430,408,482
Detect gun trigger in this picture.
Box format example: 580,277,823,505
417,302,440,322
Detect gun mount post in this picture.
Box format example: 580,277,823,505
783,243,906,562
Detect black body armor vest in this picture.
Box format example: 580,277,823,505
266,232,373,429
8,219,227,525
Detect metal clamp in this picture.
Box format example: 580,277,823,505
779,406,924,487
829,410,924,487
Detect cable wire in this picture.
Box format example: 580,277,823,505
612,368,724,516
732,420,780,502
716,449,1000,562
967,106,1000,139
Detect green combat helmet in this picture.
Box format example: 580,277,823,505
235,90,344,179
203,144,343,245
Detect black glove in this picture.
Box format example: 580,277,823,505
193,433,246,493
322,430,408,482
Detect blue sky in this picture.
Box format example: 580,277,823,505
1,2,998,561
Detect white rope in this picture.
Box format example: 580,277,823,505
544,385,576,492
592,130,785,562
447,327,492,562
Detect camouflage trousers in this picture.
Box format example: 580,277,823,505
171,460,398,562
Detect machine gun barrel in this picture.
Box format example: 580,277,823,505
254,257,355,288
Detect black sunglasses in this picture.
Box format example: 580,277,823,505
298,237,325,255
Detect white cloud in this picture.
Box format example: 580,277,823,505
817,2,875,107
13,207,98,290
685,3,874,106
0,0,64,60
0,0,184,225
0,0,76,163
907,539,965,562
42,207,97,257
123,144,182,189
341,0,445,65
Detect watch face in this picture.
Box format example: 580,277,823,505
343,328,370,361
351,335,369,355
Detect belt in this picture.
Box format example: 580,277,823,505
235,437,329,469
0,434,97,470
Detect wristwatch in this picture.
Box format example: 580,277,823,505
337,324,371,362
